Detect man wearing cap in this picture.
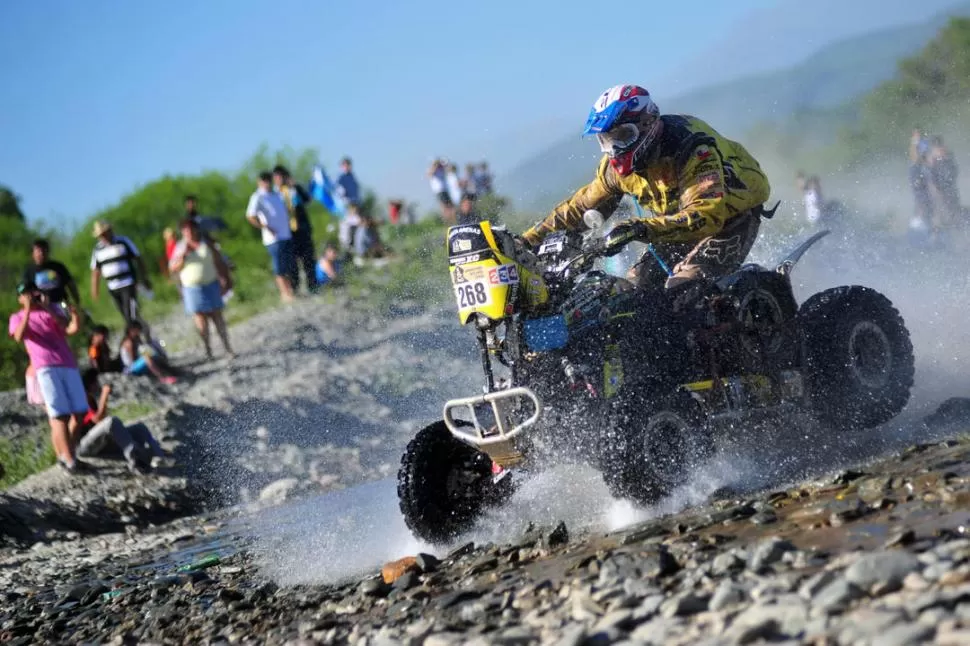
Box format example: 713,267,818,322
89,221,153,332
9,281,89,473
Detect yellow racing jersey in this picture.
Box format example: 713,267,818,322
523,115,771,246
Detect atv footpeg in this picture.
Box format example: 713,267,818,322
443,387,542,447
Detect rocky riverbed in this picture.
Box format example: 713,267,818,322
3,286,970,644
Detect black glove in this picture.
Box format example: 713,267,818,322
603,219,649,256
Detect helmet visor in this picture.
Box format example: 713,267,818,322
596,123,639,155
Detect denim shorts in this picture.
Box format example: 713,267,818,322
36,366,88,418
266,239,295,277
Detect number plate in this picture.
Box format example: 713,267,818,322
454,279,493,310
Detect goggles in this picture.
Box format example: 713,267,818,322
596,123,640,155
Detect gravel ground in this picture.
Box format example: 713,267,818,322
2,285,970,644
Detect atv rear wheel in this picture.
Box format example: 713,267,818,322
397,420,499,544
799,285,914,429
602,392,713,506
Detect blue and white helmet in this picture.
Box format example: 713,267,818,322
582,85,662,176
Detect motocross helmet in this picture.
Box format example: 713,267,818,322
583,85,662,176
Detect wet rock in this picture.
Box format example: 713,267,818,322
544,521,569,548
844,551,921,592
416,553,441,573
381,556,420,584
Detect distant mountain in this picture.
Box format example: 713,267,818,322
663,0,969,94
501,3,970,213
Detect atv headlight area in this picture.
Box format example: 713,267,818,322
443,387,542,451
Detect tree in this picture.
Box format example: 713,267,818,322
0,185,25,222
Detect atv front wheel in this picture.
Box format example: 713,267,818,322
799,285,914,429
602,392,713,506
397,420,501,544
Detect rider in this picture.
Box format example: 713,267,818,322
521,85,772,300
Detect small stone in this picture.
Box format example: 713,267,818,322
416,553,441,573
749,537,796,572
939,566,970,587
835,609,903,644
382,556,420,584
544,521,569,548
447,542,475,560
883,529,916,548
750,511,778,525
812,578,863,615
844,551,921,591
359,578,390,598
709,580,748,611
391,571,418,592
936,628,970,646
661,592,709,618
878,622,934,646
799,570,837,600
711,551,744,576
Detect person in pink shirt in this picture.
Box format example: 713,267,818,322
8,281,89,473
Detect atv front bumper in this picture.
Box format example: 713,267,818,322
443,387,542,455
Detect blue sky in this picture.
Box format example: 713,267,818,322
0,0,958,226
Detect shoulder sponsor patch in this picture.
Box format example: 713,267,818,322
488,264,520,285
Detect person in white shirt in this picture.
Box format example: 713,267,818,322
246,171,295,302
428,159,455,223
445,163,462,209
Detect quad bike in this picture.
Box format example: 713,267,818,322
398,211,915,544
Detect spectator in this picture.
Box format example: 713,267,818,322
119,321,177,384
354,214,387,259
90,221,154,336
802,175,823,225
8,282,89,473
163,228,178,265
273,165,318,294
23,238,80,313
76,368,166,473
428,159,455,223
475,161,493,195
388,199,404,225
88,324,122,373
457,194,480,225
908,128,935,228
445,162,462,208
169,218,234,360
246,171,295,302
184,194,235,274
339,203,363,257
462,164,479,198
335,156,361,206
315,243,342,287
927,135,961,227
